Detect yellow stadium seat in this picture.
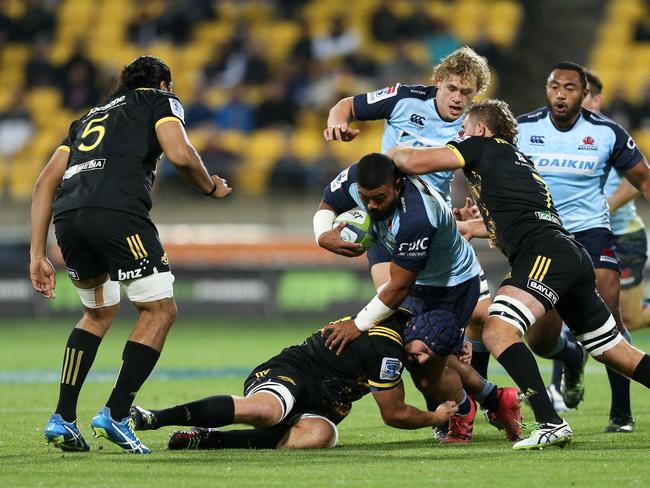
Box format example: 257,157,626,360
217,130,246,155
292,130,322,160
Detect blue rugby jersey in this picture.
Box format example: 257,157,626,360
604,169,645,236
353,84,464,206
323,164,479,287
517,107,644,233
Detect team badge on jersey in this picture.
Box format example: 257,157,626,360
367,84,400,104
330,167,350,192
379,357,403,381
169,98,185,123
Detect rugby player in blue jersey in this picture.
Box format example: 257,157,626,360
313,154,522,443
387,98,650,450
517,62,650,433
322,48,501,430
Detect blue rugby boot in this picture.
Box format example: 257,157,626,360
91,406,151,454
44,414,90,452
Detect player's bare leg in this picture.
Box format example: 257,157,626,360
620,283,650,331
45,273,119,452
594,267,634,432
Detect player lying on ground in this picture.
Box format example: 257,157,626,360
388,98,650,450
130,307,465,450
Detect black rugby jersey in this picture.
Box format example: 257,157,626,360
270,314,408,423
53,88,185,218
447,136,569,258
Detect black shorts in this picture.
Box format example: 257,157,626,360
503,233,611,338
614,229,647,289
244,358,345,425
572,227,619,271
54,208,170,282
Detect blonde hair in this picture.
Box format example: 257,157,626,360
431,46,490,94
466,99,519,143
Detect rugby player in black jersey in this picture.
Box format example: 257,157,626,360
388,99,650,450
31,56,231,454
129,307,459,451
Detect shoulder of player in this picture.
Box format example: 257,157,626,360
397,84,436,101
131,88,182,103
398,178,433,221
366,325,405,351
581,108,630,137
516,107,549,125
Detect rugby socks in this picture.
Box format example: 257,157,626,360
474,380,499,412
55,328,102,422
546,327,584,367
607,329,632,419
424,395,440,413
632,354,650,388
497,342,562,424
551,360,563,390
105,341,160,420
457,391,472,416
153,395,235,428
201,425,288,449
467,337,491,379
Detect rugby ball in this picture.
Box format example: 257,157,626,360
333,208,374,249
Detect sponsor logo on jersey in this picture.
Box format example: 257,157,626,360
578,135,598,151
161,252,169,265
66,267,80,280
86,96,126,117
63,158,106,180
532,153,599,174
529,135,545,145
330,167,350,192
379,357,403,381
535,211,562,226
410,89,426,95
526,279,558,305
367,84,400,104
118,268,143,280
398,238,430,255
600,255,618,264
169,98,185,123
409,113,426,127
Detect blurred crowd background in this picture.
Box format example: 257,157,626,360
0,0,649,317
0,0,647,207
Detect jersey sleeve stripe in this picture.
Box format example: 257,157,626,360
368,330,403,346
368,378,402,389
446,144,465,167
371,326,403,344
155,116,183,129
57,145,71,153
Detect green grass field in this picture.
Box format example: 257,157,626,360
1,317,649,487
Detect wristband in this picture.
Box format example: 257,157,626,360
313,209,336,243
354,294,394,331
203,181,217,196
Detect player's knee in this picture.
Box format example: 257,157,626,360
135,297,177,327
281,417,338,449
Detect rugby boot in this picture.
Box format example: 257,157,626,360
44,414,90,452
560,346,588,409
441,396,476,444
484,387,522,441
91,406,151,454
513,420,572,450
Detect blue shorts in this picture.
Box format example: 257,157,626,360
614,229,647,289
410,275,480,334
572,227,619,272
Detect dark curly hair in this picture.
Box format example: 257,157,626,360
466,99,519,143
110,55,172,97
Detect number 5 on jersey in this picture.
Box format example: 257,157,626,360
78,114,109,151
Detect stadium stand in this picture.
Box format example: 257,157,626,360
0,0,527,200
